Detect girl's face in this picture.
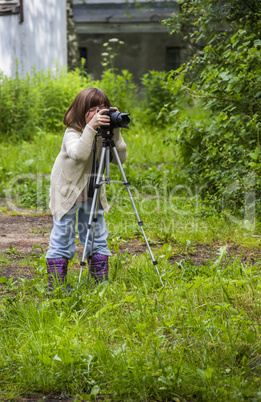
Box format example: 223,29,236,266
85,105,105,124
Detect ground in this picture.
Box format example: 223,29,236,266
0,209,259,283
0,208,260,402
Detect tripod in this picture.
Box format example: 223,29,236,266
79,128,164,286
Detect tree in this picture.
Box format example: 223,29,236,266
163,0,261,213
66,0,80,71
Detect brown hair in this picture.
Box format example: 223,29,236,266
63,87,111,132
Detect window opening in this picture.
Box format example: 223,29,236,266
166,47,180,71
79,47,88,70
0,0,23,22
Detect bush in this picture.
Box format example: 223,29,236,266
140,70,176,125
0,67,92,141
0,70,42,141
99,69,137,113
163,1,261,212
0,66,138,142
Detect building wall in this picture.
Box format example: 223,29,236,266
79,31,183,81
72,0,183,82
0,0,67,77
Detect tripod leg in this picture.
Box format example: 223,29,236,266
105,146,110,181
79,147,106,284
87,191,100,283
111,146,164,286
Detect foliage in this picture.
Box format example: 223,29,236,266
100,69,137,113
140,70,177,125
163,0,260,43
101,38,125,73
1,241,261,400
0,66,89,141
162,0,261,211
0,64,138,142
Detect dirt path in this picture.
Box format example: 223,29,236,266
0,211,162,281
0,212,159,256
0,211,260,282
0,212,260,402
0,213,53,254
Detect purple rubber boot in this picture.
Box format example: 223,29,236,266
46,257,70,291
89,254,109,282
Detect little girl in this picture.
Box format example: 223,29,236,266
46,87,128,290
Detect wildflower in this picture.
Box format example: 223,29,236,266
109,38,119,43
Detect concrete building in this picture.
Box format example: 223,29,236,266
0,0,67,77
72,0,182,81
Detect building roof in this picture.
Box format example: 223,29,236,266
72,2,177,23
72,0,178,33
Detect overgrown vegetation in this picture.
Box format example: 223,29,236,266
0,64,137,142
1,243,261,401
163,0,261,212
0,63,181,211
1,2,261,398
0,64,261,398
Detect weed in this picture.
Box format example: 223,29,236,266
29,227,49,235
6,245,20,256
0,248,260,400
0,67,261,401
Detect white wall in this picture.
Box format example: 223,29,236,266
0,0,67,77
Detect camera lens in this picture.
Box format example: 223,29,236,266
111,112,130,128
98,109,130,130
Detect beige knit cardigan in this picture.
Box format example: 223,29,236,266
49,124,128,220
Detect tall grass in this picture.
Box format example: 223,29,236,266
0,248,261,400
0,67,85,141
0,66,138,142
1,67,261,400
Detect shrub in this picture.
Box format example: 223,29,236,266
0,67,92,141
0,70,42,141
140,70,176,125
0,66,139,141
163,0,261,212
99,69,137,113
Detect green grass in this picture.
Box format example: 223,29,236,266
0,248,261,401
1,106,261,400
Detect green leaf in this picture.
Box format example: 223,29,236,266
53,354,63,362
24,159,35,166
219,72,230,81
249,147,261,160
91,385,100,398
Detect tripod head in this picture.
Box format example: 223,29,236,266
97,126,115,140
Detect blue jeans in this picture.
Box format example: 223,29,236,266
46,200,111,260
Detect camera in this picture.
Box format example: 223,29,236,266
99,108,130,129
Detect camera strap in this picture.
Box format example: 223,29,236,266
87,134,98,198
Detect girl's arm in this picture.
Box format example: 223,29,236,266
63,125,97,162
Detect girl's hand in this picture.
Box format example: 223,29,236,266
87,109,110,130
